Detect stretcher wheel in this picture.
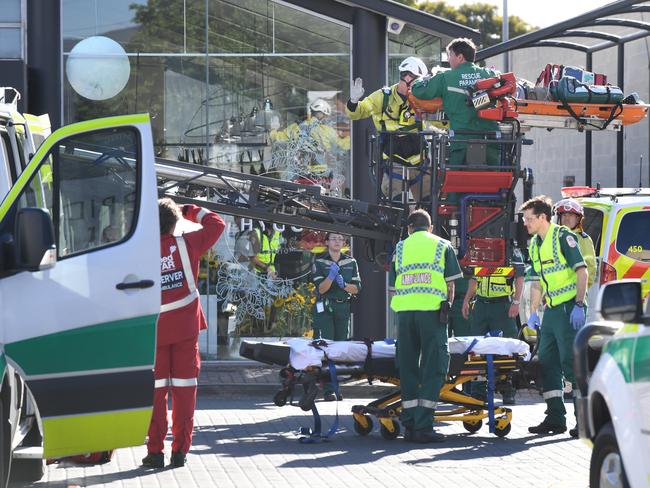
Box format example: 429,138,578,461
353,415,373,436
379,420,401,440
463,420,483,433
494,422,511,438
273,390,288,407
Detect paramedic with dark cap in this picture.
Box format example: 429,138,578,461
390,209,462,443
410,38,500,166
142,199,225,469
521,196,587,438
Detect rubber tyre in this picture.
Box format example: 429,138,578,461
353,415,373,436
379,420,400,440
273,390,288,407
590,422,630,488
10,420,45,483
463,420,483,433
0,397,10,488
494,422,511,438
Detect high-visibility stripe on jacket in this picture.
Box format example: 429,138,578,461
391,231,448,312
161,236,199,313
529,223,577,307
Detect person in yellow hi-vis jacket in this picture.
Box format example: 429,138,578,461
553,198,597,288
270,99,338,176
521,196,588,439
389,209,462,443
345,56,430,200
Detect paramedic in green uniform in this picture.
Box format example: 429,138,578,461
390,209,462,443
311,232,361,341
312,232,361,401
410,37,499,166
448,277,472,337
521,196,588,438
461,248,526,404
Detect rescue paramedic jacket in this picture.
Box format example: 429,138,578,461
410,62,499,134
159,204,225,347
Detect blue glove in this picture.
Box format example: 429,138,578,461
570,305,586,330
327,263,340,280
526,311,540,331
335,274,345,289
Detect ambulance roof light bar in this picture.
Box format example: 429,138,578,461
560,186,598,198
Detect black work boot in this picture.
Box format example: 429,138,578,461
411,429,445,443
569,426,578,438
528,420,567,434
141,452,164,469
170,451,186,468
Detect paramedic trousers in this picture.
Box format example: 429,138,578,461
470,298,518,397
312,300,350,341
397,310,449,432
448,294,472,337
539,299,577,426
148,337,200,455
313,300,350,395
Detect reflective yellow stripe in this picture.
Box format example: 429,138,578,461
42,407,152,458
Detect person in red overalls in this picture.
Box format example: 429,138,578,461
142,198,225,469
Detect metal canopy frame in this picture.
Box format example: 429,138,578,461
476,0,650,187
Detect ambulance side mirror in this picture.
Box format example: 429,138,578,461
597,279,642,323
15,208,56,272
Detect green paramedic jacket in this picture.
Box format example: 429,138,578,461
312,252,362,301
410,61,499,134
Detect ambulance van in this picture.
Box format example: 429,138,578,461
0,111,160,484
575,279,650,488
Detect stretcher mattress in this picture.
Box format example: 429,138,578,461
286,337,529,370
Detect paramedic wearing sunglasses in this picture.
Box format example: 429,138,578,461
142,199,225,469
390,209,462,443
520,196,588,438
311,232,361,401
410,37,500,189
345,56,429,200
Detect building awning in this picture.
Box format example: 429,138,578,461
476,0,650,60
336,0,480,43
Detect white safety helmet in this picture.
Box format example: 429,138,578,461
398,56,428,78
309,99,332,116
553,198,584,217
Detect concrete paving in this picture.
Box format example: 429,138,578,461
19,380,592,488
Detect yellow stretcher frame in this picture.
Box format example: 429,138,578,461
350,355,519,439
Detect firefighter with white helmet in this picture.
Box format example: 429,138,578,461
345,56,429,176
269,98,338,176
553,198,597,288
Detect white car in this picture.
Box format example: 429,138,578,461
574,279,650,488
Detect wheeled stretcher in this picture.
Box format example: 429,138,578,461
239,336,530,439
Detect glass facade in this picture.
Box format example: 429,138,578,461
62,0,351,358
388,25,441,85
